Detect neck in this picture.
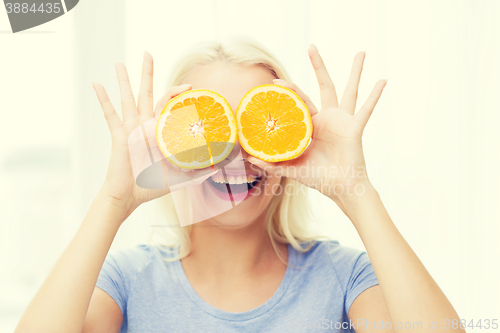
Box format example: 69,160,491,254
183,210,287,279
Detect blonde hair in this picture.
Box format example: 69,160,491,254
144,36,329,264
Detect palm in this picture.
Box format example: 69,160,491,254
93,53,193,209
315,106,363,139
105,115,165,206
250,47,387,199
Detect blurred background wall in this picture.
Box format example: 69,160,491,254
1,0,499,331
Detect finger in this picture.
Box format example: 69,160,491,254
154,84,193,118
191,168,219,185
115,63,139,121
273,79,319,116
138,52,154,116
355,79,387,127
340,51,365,114
164,162,218,185
247,156,283,177
92,82,123,133
308,44,339,108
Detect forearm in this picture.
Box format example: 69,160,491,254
15,190,130,333
333,184,464,333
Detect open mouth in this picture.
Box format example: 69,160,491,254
208,173,263,194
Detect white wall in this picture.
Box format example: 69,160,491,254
0,6,75,332
0,0,498,331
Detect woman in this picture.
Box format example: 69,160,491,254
15,37,464,333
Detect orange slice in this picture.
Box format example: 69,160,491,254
156,89,237,169
236,84,312,162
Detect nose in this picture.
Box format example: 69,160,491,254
218,141,249,166
234,142,250,161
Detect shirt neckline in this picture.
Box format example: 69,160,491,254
171,243,298,321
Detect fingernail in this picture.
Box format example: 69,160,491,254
180,84,192,88
273,79,284,82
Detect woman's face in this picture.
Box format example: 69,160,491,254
184,62,283,229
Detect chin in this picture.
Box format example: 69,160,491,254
190,165,282,229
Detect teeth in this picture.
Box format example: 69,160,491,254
246,175,258,183
210,174,259,184
210,174,223,183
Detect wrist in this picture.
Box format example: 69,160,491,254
79,190,132,235
329,180,379,216
96,187,138,220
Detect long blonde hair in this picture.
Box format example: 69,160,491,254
143,36,328,264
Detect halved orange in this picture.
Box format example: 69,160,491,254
236,84,313,162
156,89,237,169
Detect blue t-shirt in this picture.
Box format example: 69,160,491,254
96,240,379,332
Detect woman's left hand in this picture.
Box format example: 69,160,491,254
248,45,387,203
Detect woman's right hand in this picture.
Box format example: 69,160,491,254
92,52,193,216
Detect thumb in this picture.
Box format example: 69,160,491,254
248,157,283,177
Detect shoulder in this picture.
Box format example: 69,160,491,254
322,240,370,269
294,240,373,284
295,239,367,266
104,243,171,277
